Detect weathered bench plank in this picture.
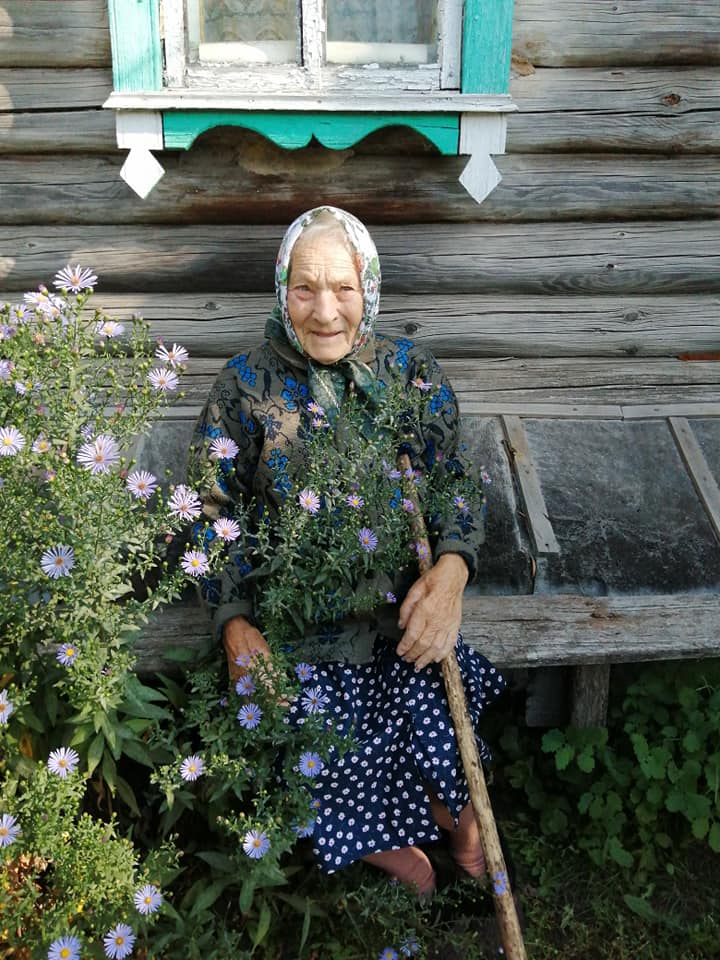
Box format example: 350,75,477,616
1,152,719,225
3,222,719,295
134,593,720,674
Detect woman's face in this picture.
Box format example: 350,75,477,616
287,230,364,365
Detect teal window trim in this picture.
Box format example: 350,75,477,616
107,0,163,93
462,0,515,94
163,111,460,153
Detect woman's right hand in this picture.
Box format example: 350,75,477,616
222,615,272,682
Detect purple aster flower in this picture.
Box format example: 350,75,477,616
0,324,17,340
235,675,256,696
8,303,29,324
56,643,79,667
147,366,179,392
209,436,240,461
346,492,364,509
301,686,330,715
167,484,202,520
410,377,432,391
295,662,315,682
242,828,270,860
0,426,25,456
493,870,508,896
358,528,378,552
235,652,252,668
134,883,162,915
180,754,205,781
47,746,80,779
379,949,399,960
212,517,241,542
76,434,120,475
385,592,397,604
126,470,158,500
54,264,98,293
0,690,13,724
47,935,82,960
401,499,414,513
311,416,329,428
103,923,136,959
237,703,263,730
413,541,430,560
298,751,324,778
96,319,125,338
0,812,20,848
453,495,469,514
384,462,402,480
294,819,316,838
44,469,56,483
156,342,189,367
298,488,321,514
481,468,492,485
40,544,75,579
307,401,324,415
0,360,15,380
181,549,209,577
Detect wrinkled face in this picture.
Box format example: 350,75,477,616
287,230,364,365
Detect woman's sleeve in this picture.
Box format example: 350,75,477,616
188,365,263,638
411,350,486,583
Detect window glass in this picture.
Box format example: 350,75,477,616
189,0,299,63
326,0,438,64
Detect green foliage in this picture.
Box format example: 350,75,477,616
499,660,720,877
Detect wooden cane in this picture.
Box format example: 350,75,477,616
398,453,527,960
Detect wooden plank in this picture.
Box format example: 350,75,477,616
513,0,720,68
501,415,561,556
1,152,719,225
133,593,720,673
623,403,720,420
0,2,111,68
2,221,719,296
462,0,515,94
107,0,162,92
509,67,720,154
668,417,720,542
0,111,116,154
0,68,112,111
5,291,715,359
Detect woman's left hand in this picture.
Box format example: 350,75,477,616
396,553,469,671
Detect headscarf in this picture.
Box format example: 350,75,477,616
265,206,382,421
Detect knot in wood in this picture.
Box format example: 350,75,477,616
662,93,682,107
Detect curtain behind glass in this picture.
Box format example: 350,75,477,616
327,0,437,45
199,0,297,44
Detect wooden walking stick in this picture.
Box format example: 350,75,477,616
398,453,527,960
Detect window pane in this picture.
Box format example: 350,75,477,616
189,0,298,63
326,0,438,64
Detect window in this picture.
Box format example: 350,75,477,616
105,0,516,201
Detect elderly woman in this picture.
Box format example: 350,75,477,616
193,206,504,895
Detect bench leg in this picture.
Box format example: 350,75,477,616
570,665,611,727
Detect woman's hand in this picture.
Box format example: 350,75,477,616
222,615,272,683
396,554,469,671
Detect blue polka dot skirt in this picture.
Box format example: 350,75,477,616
286,633,505,874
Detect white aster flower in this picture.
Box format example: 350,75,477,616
103,923,136,960
0,426,25,456
167,484,202,520
0,689,14,724
209,436,240,461
126,470,158,500
147,366,179,392
31,435,52,454
40,544,75,578
54,264,98,293
0,813,20,848
212,517,241,542
180,754,205,781
24,288,65,319
77,434,120,475
9,303,29,324
47,746,80,778
156,342,189,367
96,319,125,338
181,549,209,577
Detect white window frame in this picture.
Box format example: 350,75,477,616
162,0,463,96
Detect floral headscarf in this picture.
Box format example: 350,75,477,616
266,206,382,420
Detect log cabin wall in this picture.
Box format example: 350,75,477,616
1,1,718,362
